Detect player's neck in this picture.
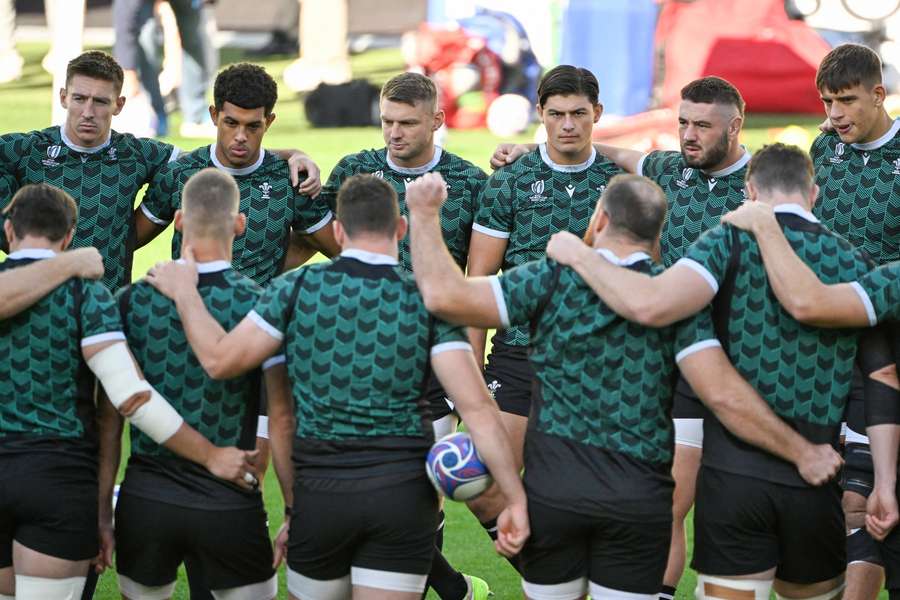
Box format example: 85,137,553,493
545,142,593,166
858,110,895,144
389,144,436,170
591,231,652,260
757,192,811,213
704,143,745,174
341,239,398,260
9,236,63,253
180,239,233,264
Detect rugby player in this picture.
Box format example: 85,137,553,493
0,184,256,600
405,170,842,599
464,65,621,557
135,62,339,287
0,247,103,319
319,71,489,599
114,169,279,600
810,43,900,598
0,51,320,292
145,174,529,600
545,144,893,599
491,76,750,595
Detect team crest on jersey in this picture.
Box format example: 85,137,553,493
259,182,272,199
107,146,117,161
892,158,900,175
676,168,694,189
487,380,502,399
529,180,546,202
830,143,845,164
42,144,62,167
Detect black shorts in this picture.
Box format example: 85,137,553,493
422,372,453,421
842,442,874,498
114,492,274,590
692,466,845,584
483,341,533,417
519,500,671,594
287,475,438,579
0,450,98,565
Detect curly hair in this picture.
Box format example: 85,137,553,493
213,63,278,115
65,51,124,92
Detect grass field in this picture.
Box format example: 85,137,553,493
0,42,837,599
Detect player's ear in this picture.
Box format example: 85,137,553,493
60,228,75,251
59,87,68,109
535,102,544,123
114,95,126,116
809,183,820,210
729,115,743,139
745,180,758,202
873,83,887,107
208,105,218,124
396,215,409,241
432,109,445,132
234,213,247,237
265,112,276,128
593,102,603,123
332,220,346,247
173,209,184,233
3,220,15,245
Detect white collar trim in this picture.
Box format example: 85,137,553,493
539,143,596,172
773,203,819,223
60,125,111,153
386,146,443,175
340,248,399,266
174,259,231,273
595,247,651,266
704,148,751,178
8,248,57,259
851,118,900,151
210,144,265,175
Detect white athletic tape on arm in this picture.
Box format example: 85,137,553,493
257,416,269,439
87,343,184,444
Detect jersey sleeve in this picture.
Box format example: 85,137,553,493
494,258,558,328
248,271,299,342
319,154,358,212
138,137,180,180
672,307,722,364
676,225,734,294
140,161,181,226
636,150,674,180
472,170,515,239
429,318,471,356
291,191,333,235
854,262,900,325
79,281,127,347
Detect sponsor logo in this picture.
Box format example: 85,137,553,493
565,183,576,198
862,152,871,166
259,182,272,199
707,177,717,191
529,179,546,202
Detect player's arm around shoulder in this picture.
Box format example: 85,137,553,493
0,247,103,319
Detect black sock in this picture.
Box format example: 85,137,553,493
659,585,677,600
481,517,522,573
426,511,468,600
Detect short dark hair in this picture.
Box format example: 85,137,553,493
336,175,400,238
182,168,240,239
680,76,745,116
65,51,123,93
746,143,814,196
381,72,438,111
3,184,78,242
816,43,883,93
601,174,667,243
214,63,278,115
537,65,599,108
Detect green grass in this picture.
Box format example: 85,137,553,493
0,43,839,599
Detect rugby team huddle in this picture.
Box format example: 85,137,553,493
0,39,899,600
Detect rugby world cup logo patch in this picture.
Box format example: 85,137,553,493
676,167,693,189
42,144,62,167
529,179,546,202
830,143,845,164
373,170,384,179
892,158,900,175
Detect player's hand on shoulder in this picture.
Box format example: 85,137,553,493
720,201,775,234
65,247,104,280
288,152,322,198
406,172,448,215
489,143,529,170
546,231,589,267
495,501,529,557
867,482,900,541
207,446,260,490
818,118,834,134
795,443,842,486
145,246,200,299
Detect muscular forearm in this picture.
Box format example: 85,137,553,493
869,424,900,491
0,254,81,319
463,403,527,507
594,143,641,173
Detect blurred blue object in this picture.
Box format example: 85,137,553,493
560,0,657,116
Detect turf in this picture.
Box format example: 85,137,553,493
0,42,843,599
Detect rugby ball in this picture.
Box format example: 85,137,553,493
426,431,493,501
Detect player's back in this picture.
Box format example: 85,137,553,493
0,251,123,452
0,127,177,289
681,206,873,485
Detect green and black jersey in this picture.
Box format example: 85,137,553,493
116,262,268,509
811,120,900,265
638,149,751,267
493,251,718,520
249,249,469,490
679,204,875,486
320,146,486,271
140,145,333,286
474,144,621,347
0,249,125,457
0,127,178,289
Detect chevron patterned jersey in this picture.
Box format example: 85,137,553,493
499,257,715,466
858,261,900,323
0,127,177,290
811,122,900,265
474,145,621,347
140,146,333,286
682,213,873,485
251,256,466,467
0,257,124,441
639,150,749,267
320,147,486,271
